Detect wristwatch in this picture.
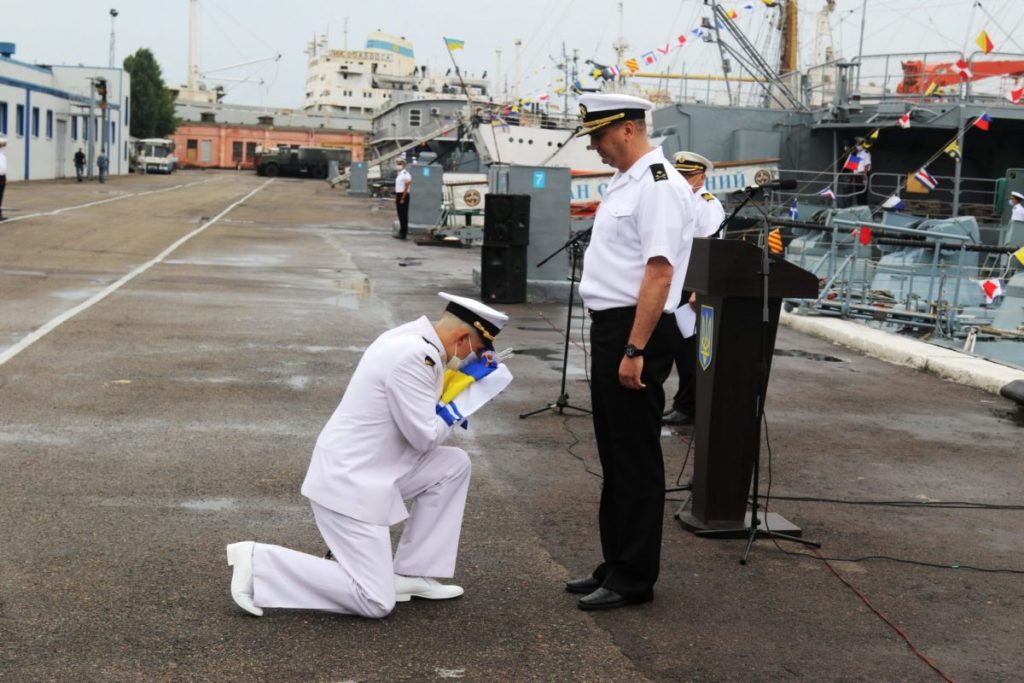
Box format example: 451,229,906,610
624,343,644,358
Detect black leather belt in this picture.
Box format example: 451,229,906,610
587,306,636,323
587,306,676,323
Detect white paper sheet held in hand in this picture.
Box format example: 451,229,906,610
447,365,514,420
675,304,697,339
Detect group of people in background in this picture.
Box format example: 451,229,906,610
72,148,107,183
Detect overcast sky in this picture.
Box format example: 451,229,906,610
4,0,1023,107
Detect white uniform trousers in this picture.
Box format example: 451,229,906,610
251,446,471,618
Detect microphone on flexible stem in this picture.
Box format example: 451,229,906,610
714,180,797,238
741,178,798,197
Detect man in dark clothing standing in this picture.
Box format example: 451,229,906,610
74,148,86,182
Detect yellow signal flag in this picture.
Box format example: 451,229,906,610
1014,245,1024,266
767,228,784,254
924,81,939,96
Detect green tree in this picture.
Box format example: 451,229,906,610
123,48,177,138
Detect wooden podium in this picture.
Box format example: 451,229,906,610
675,238,818,534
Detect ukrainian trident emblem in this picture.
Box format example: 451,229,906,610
698,305,714,371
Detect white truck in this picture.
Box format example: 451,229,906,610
135,138,177,174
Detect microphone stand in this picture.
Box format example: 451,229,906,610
520,227,593,419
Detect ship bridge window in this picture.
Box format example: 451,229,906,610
409,109,422,127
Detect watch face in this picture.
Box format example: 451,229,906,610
625,344,642,358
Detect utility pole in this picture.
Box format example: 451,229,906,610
108,9,118,68
513,39,522,102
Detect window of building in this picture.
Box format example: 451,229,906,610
232,141,243,162
409,109,422,127
0,102,6,135
110,121,116,144
16,104,25,136
71,115,77,140
46,110,53,138
245,141,257,160
32,107,40,137
83,115,88,140
124,96,129,128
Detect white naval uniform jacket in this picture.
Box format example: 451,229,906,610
301,316,453,526
694,184,725,238
579,147,696,312
1012,203,1024,222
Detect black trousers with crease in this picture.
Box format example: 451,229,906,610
588,308,677,597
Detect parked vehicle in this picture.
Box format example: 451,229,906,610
255,146,351,179
135,139,177,174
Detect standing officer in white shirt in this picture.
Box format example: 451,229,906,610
663,151,725,426
0,137,7,222
226,293,509,618
394,159,413,239
1010,191,1024,222
566,93,696,611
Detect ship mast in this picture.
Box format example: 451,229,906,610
187,0,201,92
612,0,629,72
779,0,799,76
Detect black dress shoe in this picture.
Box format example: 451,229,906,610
565,576,601,594
577,587,653,611
662,410,694,426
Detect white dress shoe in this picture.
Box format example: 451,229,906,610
394,574,464,602
226,542,263,616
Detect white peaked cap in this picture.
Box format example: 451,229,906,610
439,292,509,348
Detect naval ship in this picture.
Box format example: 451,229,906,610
311,3,1024,368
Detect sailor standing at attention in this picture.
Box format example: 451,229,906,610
1010,191,1024,222
394,159,413,239
567,93,696,611
225,293,509,618
663,151,725,427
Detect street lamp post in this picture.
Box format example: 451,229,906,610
109,9,118,68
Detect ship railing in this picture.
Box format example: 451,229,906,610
766,168,1003,240
763,214,1018,336
802,50,1024,108
472,103,579,131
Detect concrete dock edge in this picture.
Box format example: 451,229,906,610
780,310,1024,396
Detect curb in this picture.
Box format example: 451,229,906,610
780,311,1024,397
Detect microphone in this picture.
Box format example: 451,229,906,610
742,179,798,195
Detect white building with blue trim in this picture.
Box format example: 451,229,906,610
0,42,130,181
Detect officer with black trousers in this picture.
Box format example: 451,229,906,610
567,94,696,611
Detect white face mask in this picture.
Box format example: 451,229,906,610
446,337,477,371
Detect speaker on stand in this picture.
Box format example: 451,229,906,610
481,194,530,304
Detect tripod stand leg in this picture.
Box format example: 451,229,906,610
521,236,592,420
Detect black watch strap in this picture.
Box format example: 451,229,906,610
624,343,644,358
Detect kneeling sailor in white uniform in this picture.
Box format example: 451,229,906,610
226,293,510,618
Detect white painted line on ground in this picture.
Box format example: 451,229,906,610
0,178,216,225
0,179,275,368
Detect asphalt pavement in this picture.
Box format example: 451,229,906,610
1,171,1022,682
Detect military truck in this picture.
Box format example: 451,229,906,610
255,146,352,179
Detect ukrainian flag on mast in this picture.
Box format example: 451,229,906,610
444,37,465,51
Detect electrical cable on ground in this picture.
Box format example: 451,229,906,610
813,548,957,683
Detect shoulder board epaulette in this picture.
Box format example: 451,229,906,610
649,163,668,182
421,336,440,353
701,192,715,201
424,355,436,367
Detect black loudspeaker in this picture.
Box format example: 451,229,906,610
484,194,530,246
481,245,527,304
